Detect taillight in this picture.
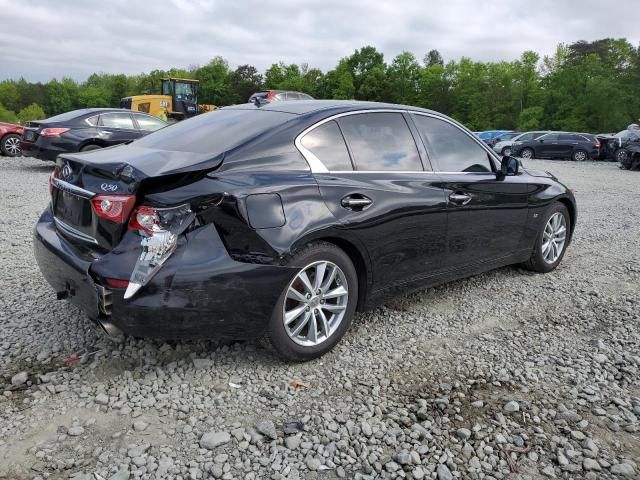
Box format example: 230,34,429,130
125,204,194,299
40,128,70,138
104,278,129,289
91,194,136,223
593,140,601,148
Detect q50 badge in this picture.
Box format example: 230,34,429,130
101,183,118,192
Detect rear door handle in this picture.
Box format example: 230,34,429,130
341,194,373,210
449,192,472,206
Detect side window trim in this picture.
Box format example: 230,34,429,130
295,109,437,173
410,112,499,174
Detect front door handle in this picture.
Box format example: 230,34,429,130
341,194,373,210
449,192,472,205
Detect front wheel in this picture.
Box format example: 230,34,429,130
265,242,358,361
1,134,21,157
501,146,512,157
522,202,571,273
520,148,534,159
615,149,628,163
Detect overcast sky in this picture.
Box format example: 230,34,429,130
1,0,638,82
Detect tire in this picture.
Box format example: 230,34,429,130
615,149,628,163
522,202,571,273
1,134,21,157
501,146,512,157
80,144,102,152
571,149,588,162
520,148,534,159
265,241,358,361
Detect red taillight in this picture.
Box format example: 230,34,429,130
40,128,70,138
104,278,129,289
593,140,601,148
91,194,136,223
128,206,160,234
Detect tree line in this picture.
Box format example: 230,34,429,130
1,38,639,133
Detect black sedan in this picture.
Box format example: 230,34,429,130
34,101,576,361
511,132,600,161
21,108,167,161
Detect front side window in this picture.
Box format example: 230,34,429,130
338,113,422,171
134,114,167,132
413,115,493,173
174,82,196,101
99,113,135,129
300,120,352,171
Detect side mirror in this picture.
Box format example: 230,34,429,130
500,155,519,176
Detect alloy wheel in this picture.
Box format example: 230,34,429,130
521,148,533,159
4,137,21,156
616,150,627,162
283,260,349,347
542,212,567,264
573,151,587,162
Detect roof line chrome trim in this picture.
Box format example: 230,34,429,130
51,177,95,199
54,217,99,245
295,108,500,174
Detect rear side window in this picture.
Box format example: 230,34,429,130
338,113,422,171
540,133,558,141
99,113,135,129
413,115,493,173
86,115,99,126
134,114,166,132
300,121,352,171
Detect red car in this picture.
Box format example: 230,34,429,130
0,122,24,157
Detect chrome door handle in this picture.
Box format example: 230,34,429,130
449,192,472,205
341,195,373,210
98,130,113,136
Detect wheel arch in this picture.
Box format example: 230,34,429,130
556,196,576,244
79,139,108,150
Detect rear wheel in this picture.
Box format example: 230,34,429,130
265,242,358,361
520,147,534,159
80,144,102,152
571,149,588,162
522,202,570,273
1,134,21,157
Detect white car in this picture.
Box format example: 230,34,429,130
494,131,548,156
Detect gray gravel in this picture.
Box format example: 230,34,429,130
1,157,639,479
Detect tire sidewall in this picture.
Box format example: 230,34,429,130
530,203,571,273
267,243,358,361
521,148,534,159
81,144,102,152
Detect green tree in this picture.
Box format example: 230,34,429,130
17,103,46,122
388,52,421,105
424,49,444,67
0,103,19,123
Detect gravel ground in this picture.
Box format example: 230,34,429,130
0,156,638,480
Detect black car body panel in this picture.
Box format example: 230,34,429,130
33,100,577,341
21,108,167,162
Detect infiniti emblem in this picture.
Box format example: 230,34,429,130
62,163,72,179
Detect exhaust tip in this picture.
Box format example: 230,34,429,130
97,317,124,338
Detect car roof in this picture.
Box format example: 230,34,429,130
225,99,444,117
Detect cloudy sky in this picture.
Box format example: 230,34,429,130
1,0,638,82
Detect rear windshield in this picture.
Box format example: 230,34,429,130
133,109,294,154
42,109,93,123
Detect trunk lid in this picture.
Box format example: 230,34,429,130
51,146,224,250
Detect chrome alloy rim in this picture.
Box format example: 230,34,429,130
4,137,21,155
542,212,567,264
574,151,587,161
283,261,348,347
521,149,533,159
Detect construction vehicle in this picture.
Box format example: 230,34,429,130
120,78,217,121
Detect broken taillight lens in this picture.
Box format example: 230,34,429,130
125,204,194,299
91,194,136,223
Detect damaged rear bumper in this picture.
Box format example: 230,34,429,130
34,207,297,340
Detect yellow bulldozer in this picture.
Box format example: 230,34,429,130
121,78,217,121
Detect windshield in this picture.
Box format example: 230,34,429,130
43,109,94,123
133,108,295,154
